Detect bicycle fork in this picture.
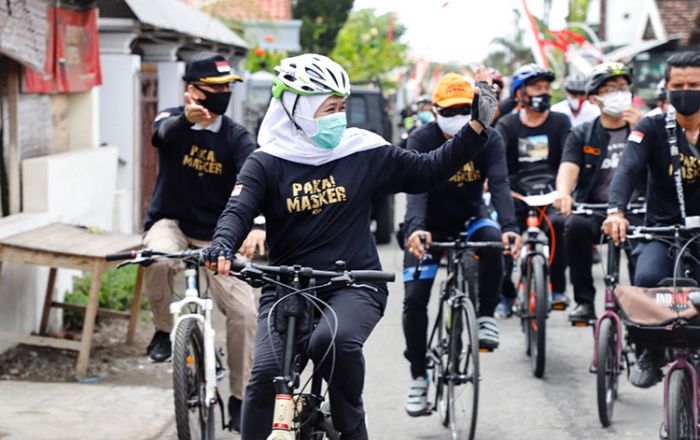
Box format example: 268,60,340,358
170,268,218,408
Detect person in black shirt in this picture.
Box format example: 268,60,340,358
202,54,498,440
142,52,263,431
400,73,521,416
495,64,572,316
603,51,700,388
555,62,642,323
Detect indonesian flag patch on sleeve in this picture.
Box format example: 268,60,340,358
628,130,645,143
231,183,243,197
215,61,231,73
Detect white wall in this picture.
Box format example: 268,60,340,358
99,53,141,233
0,147,119,352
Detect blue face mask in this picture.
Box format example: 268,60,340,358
417,111,434,124
309,112,347,149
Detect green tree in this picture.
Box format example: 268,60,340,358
330,8,408,88
293,0,354,55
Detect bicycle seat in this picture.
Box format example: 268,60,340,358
658,277,699,288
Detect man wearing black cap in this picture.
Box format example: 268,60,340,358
142,52,263,431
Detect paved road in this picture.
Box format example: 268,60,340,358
363,194,661,439
162,194,663,439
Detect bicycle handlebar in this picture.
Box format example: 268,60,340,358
230,260,395,283
105,249,201,263
105,250,140,262
430,240,503,250
571,202,646,216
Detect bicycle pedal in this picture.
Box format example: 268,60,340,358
479,347,494,353
551,303,568,311
570,320,592,327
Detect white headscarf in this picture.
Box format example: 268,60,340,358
257,92,389,166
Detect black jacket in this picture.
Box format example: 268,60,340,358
403,122,518,236
144,107,258,240
561,117,631,202
609,113,700,225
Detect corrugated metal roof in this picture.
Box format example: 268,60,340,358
123,0,248,49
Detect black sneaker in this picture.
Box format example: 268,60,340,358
146,330,171,362
630,349,664,388
568,303,596,324
228,396,242,432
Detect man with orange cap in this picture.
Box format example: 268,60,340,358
401,73,522,416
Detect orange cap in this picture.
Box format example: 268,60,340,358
432,73,474,107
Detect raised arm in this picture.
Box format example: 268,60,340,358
373,122,488,195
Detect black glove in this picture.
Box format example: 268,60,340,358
471,80,498,129
201,242,233,266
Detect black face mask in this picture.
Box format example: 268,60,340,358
669,89,700,116
527,93,551,112
195,86,232,115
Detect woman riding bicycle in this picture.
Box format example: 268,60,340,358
202,53,497,439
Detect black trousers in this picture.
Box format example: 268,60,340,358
565,213,605,304
240,288,385,439
503,208,567,298
633,240,700,287
402,225,504,379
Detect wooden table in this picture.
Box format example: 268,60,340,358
0,223,144,378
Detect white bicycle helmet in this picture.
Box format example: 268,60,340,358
272,54,351,100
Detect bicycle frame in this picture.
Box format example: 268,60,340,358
169,264,219,409
590,241,624,374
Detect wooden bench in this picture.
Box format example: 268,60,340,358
0,223,144,379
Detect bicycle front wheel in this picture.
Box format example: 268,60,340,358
173,319,215,440
596,317,619,427
446,298,479,440
529,258,547,378
667,369,695,440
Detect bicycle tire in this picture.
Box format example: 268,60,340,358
518,271,531,357
463,253,479,311
530,258,547,378
173,319,215,440
446,299,479,440
667,369,695,440
596,318,618,427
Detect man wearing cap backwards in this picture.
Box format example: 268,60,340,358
401,73,522,416
494,64,572,317
554,62,641,324
142,52,262,431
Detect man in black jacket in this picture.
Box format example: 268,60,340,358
401,73,521,416
603,51,700,388
555,62,641,323
142,52,263,431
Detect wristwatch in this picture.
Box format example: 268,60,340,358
606,207,623,215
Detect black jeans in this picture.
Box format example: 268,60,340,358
503,208,567,298
565,213,605,305
240,288,385,439
633,240,700,287
402,224,504,379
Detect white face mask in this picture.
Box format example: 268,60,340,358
598,91,632,117
436,114,471,136
567,97,583,112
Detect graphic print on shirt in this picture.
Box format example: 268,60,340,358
182,145,223,177
600,141,625,170
449,161,481,187
668,153,700,183
286,176,347,215
518,134,549,162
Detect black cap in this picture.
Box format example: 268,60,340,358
183,52,242,84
